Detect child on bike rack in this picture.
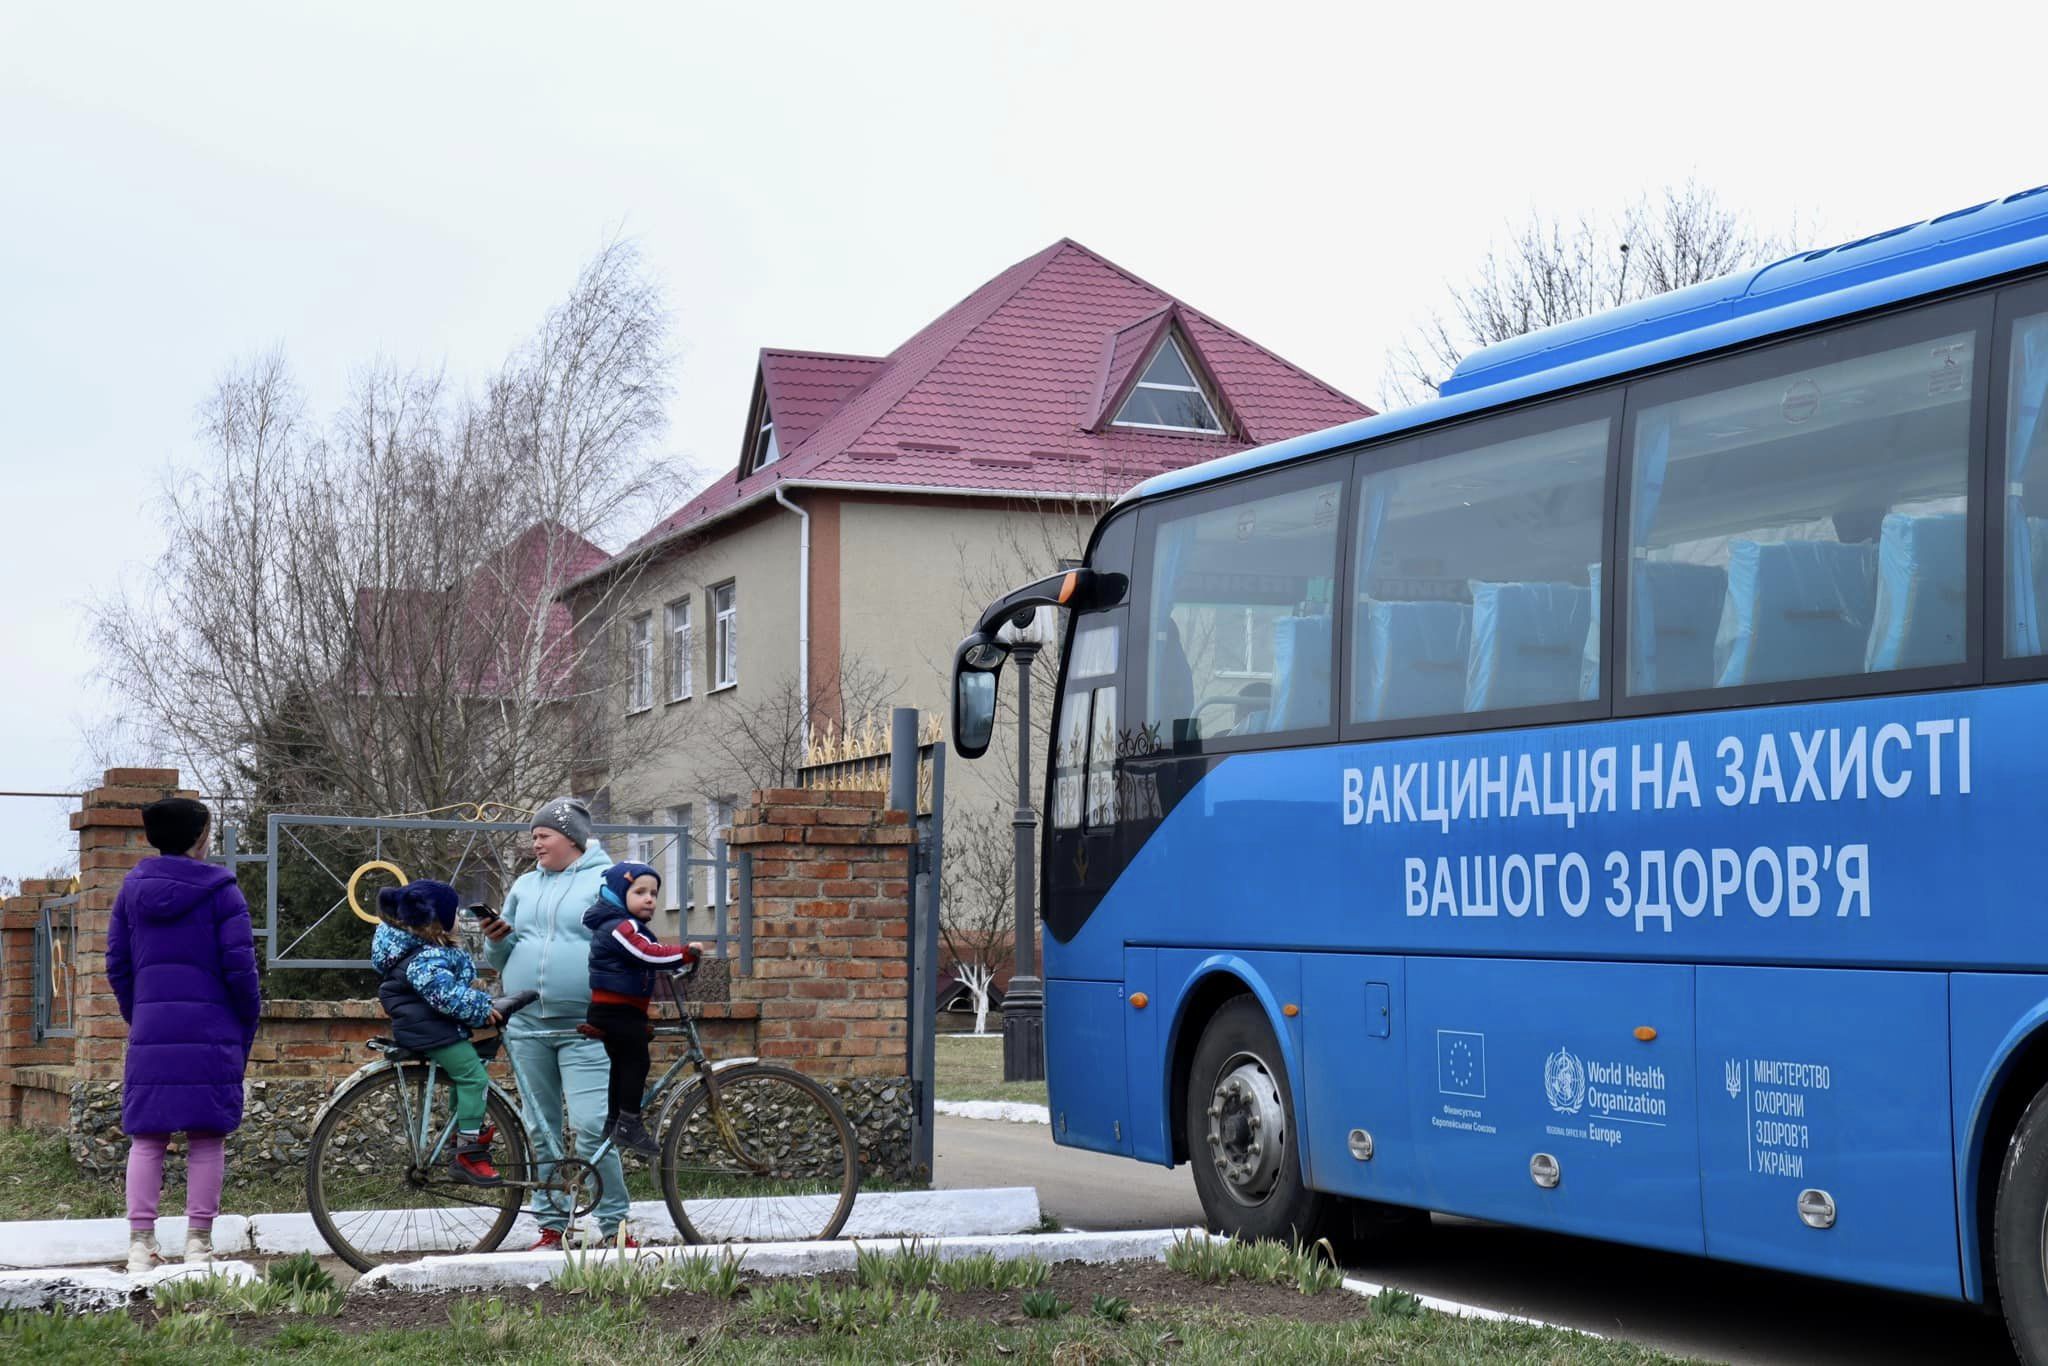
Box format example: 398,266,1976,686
372,879,512,1185
581,862,698,1157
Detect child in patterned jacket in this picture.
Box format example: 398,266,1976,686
372,879,526,1185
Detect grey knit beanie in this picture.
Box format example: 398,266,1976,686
532,796,593,851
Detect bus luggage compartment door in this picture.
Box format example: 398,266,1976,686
1299,953,1415,1203
1045,978,1131,1155
1407,957,1703,1254
1695,967,1957,1297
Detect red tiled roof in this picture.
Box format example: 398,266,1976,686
758,349,885,453
624,239,1370,555
355,521,609,701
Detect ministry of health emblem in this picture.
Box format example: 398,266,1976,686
1543,1047,1586,1115
1725,1058,1743,1099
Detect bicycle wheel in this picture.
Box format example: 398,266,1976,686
659,1064,859,1243
306,1063,529,1271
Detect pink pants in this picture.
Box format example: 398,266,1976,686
126,1132,225,1234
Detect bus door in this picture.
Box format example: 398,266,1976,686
1693,967,1958,1296
1406,957,1704,1255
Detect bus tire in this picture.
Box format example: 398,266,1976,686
1997,1085,2048,1364
1185,995,1338,1244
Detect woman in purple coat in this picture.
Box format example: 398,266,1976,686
107,797,262,1273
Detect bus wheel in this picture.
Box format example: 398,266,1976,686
1997,1085,2048,1363
1186,995,1337,1243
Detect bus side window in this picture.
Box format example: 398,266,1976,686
1143,476,1342,747
1055,621,1121,830
1351,419,1609,725
2001,308,2048,660
1626,320,1978,695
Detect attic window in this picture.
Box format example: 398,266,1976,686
1114,335,1223,433
752,409,780,469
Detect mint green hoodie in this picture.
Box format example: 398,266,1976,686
486,841,612,1022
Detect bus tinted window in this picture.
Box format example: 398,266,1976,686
2003,309,2048,659
1352,419,1608,724
1054,622,1119,830
1627,330,1975,695
1145,477,1342,745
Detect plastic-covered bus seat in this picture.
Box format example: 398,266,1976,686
1715,539,1879,688
2025,518,2048,651
1359,600,1472,721
1154,616,1197,744
1629,561,1727,694
1864,512,1966,672
1263,614,1332,731
1465,581,1591,712
1579,563,1602,701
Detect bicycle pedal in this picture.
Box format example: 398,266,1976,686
576,1023,604,1039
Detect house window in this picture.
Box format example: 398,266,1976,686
626,613,653,713
709,797,737,905
712,583,738,689
661,804,693,911
753,409,780,470
623,815,655,869
665,598,693,701
1114,335,1223,433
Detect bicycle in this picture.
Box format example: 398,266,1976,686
304,965,860,1271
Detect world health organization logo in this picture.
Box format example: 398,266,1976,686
1543,1047,1587,1115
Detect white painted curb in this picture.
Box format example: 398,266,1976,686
0,1187,1042,1267
0,1259,258,1311
1340,1275,1602,1338
356,1226,1206,1294
935,1100,1051,1125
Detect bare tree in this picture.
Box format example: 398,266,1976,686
1383,180,1802,407
938,804,1015,1035
90,241,693,859
681,655,902,801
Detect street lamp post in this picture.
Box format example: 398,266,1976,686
1000,606,1053,1083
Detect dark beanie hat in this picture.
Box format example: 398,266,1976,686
141,797,210,855
532,796,593,851
602,861,660,906
383,879,460,933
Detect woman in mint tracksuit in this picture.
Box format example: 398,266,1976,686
481,798,627,1245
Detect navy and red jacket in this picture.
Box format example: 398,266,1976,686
583,893,695,1005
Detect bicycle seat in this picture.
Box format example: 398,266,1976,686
492,988,540,1018
368,1037,426,1063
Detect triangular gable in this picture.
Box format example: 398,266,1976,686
1090,306,1235,436
759,349,884,453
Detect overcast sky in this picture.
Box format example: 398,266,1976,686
1,1,2039,878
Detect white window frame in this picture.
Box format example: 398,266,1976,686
661,803,693,911
626,612,654,713
753,412,780,469
665,598,693,702
712,582,739,690
1113,334,1225,434
709,796,737,903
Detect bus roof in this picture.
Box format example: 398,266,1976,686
1123,182,2048,508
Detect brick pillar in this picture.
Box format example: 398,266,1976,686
69,768,187,1082
727,788,914,1080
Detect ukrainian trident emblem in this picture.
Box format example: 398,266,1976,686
1725,1058,1742,1100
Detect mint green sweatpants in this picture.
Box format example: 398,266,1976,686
426,1040,490,1134
502,1017,630,1234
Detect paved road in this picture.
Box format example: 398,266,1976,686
934,1114,2014,1365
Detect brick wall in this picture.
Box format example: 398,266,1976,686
727,787,913,1080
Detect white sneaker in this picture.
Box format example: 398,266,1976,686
127,1230,162,1275
183,1229,213,1265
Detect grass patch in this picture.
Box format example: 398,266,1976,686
554,1246,746,1300
0,1296,1695,1363
1166,1232,1344,1294
931,1248,1050,1291
152,1269,345,1318
0,1129,313,1221
933,1034,1049,1107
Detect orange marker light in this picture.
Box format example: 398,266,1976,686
1282,1003,1300,1018
1129,992,1148,1010
1057,571,1078,604
1634,1026,1658,1042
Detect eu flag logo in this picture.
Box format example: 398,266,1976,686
1436,1030,1487,1098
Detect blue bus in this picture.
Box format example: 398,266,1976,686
952,184,2048,1356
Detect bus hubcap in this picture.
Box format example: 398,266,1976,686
1207,1054,1285,1204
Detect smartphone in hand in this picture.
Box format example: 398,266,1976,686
465,903,500,922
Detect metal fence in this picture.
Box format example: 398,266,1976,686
31,891,79,1043
216,814,751,975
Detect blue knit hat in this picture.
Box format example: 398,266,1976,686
601,861,660,907
380,879,460,932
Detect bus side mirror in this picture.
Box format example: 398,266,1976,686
952,634,1008,759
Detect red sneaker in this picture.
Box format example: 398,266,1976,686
450,1139,502,1186
612,1232,641,1249
528,1228,565,1252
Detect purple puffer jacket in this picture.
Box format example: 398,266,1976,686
106,856,262,1136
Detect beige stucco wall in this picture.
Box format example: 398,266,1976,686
592,490,1094,939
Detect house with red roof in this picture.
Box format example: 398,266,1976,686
568,239,1369,931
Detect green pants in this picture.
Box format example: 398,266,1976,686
427,1040,490,1134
